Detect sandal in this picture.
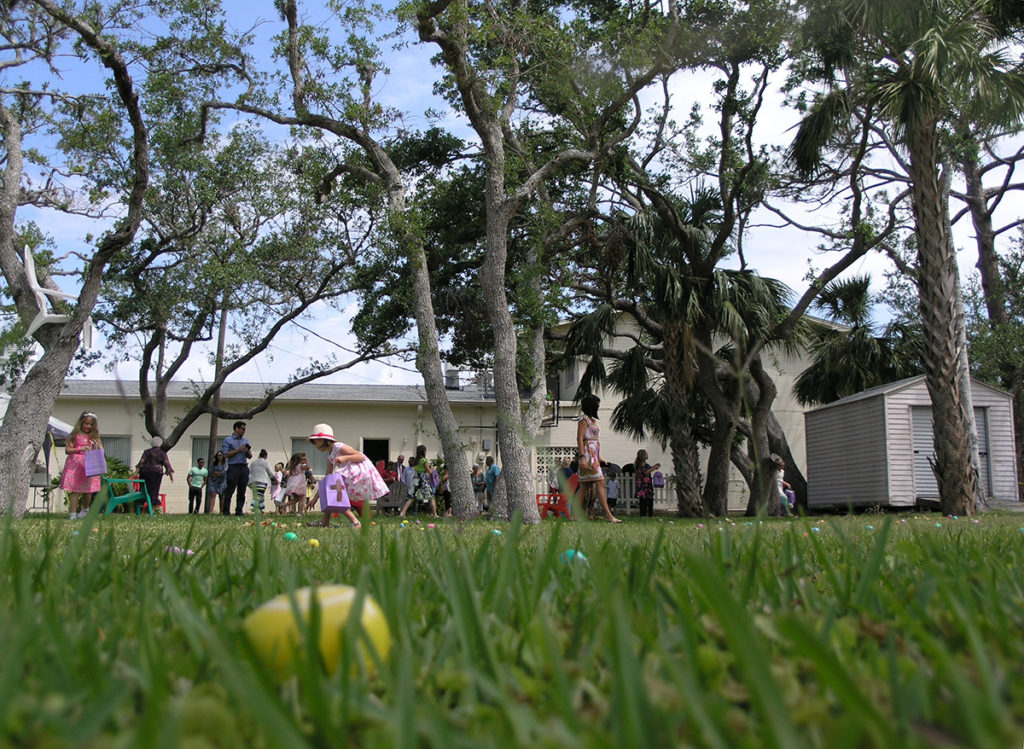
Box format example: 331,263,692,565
606,517,622,523
306,520,330,528
350,522,362,529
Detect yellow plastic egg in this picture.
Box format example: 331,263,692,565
243,585,390,680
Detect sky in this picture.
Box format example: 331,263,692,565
20,1,1023,391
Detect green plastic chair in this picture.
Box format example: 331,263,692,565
101,477,153,516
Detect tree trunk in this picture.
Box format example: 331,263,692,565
907,117,977,516
469,122,540,523
0,342,79,515
415,7,546,524
702,418,734,516
963,147,1024,500
963,151,1007,326
940,166,986,510
697,352,738,517
743,355,780,515
766,412,807,509
663,321,704,516
388,197,475,521
480,223,540,522
0,0,149,515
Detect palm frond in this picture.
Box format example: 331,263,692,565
788,88,851,176
815,275,874,325
562,303,617,358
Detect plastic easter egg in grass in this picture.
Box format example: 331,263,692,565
244,585,391,681
559,549,589,566
284,532,298,541
308,538,320,548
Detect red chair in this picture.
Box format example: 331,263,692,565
127,476,165,514
537,474,578,519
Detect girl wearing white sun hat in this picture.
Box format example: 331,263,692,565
307,423,389,528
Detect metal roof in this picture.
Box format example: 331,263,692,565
59,379,497,404
805,374,1011,413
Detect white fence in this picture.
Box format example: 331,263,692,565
534,475,675,515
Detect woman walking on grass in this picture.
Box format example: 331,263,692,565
136,436,174,512
576,394,620,523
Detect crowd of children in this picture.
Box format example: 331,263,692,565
56,414,397,526
56,410,800,523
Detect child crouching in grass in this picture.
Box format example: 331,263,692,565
306,423,389,528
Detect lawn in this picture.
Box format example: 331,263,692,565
1,511,1022,747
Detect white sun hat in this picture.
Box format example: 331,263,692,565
308,424,336,443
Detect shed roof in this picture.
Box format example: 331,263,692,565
59,379,497,405
805,374,1012,414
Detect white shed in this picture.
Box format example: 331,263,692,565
804,376,1018,507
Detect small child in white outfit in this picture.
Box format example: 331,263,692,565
606,474,620,509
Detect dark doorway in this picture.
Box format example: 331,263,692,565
362,439,390,466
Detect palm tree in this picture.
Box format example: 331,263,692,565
794,276,922,406
789,0,1024,515
565,196,715,517
562,190,798,516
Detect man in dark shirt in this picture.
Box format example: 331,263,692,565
221,421,252,515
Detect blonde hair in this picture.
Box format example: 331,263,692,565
70,411,102,447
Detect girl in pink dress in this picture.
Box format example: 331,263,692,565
278,453,309,515
307,423,389,528
576,395,620,523
60,411,103,519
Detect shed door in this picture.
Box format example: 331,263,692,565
911,407,940,499
912,405,993,500
974,407,992,498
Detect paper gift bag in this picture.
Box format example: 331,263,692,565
318,474,350,511
83,448,107,476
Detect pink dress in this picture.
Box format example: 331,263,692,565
284,470,307,497
60,433,101,493
329,442,389,502
577,416,603,483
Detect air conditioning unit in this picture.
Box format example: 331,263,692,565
444,368,461,390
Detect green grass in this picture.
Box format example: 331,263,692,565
1,510,1023,747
